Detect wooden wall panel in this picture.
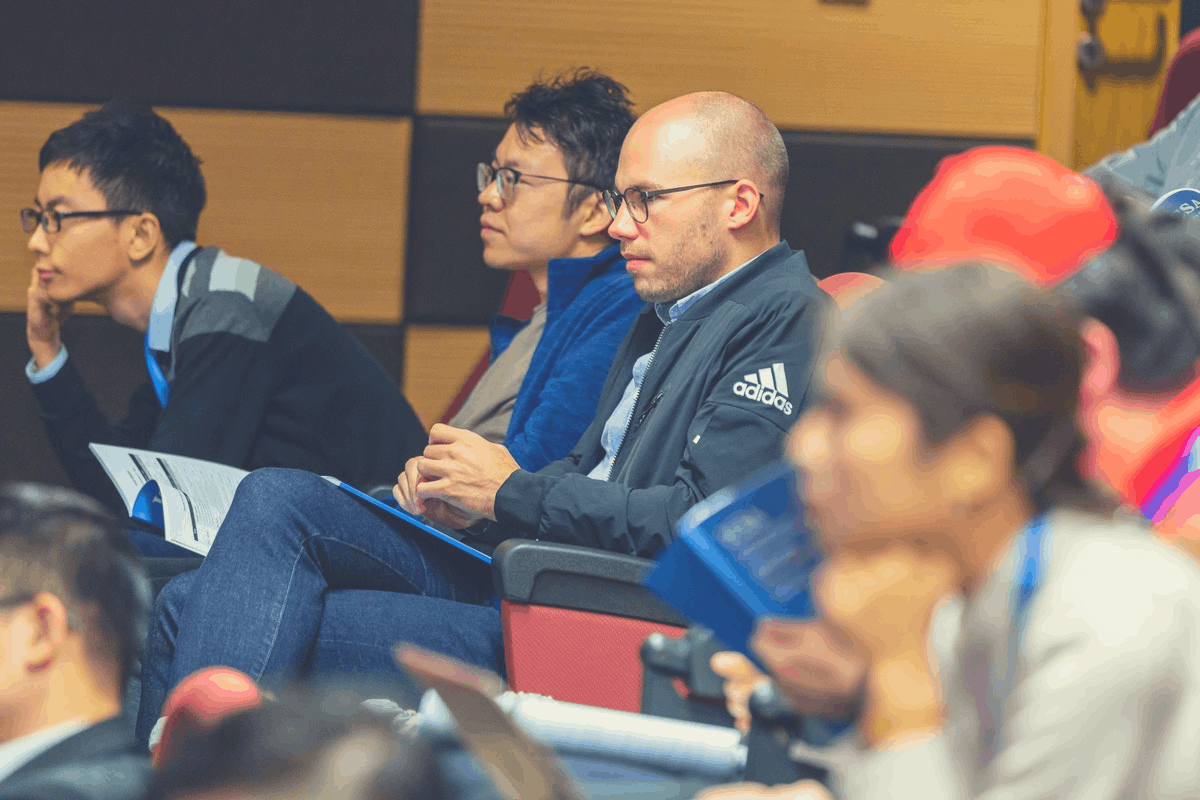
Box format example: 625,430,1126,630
1073,0,1181,169
172,109,410,323
0,103,410,323
0,103,93,315
418,0,1043,138
403,325,491,428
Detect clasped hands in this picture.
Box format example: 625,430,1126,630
392,423,521,529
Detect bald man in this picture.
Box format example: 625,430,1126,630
137,93,827,728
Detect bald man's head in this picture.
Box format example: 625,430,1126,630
608,91,788,303
634,92,788,231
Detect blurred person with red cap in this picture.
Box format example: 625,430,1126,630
890,145,1200,548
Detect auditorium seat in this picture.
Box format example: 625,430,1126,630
492,273,885,713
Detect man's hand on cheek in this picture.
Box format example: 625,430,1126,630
414,424,521,522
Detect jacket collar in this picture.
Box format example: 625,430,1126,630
4,716,139,785
545,244,625,319
667,241,797,323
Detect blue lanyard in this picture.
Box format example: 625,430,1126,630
1013,514,1050,635
144,337,170,408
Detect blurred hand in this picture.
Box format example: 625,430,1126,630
710,651,769,734
26,267,71,369
692,780,832,800
813,544,957,746
751,618,867,717
814,545,957,663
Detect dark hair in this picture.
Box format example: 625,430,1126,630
0,484,150,692
1060,176,1200,392
505,68,635,214
145,688,446,800
835,263,1115,514
39,99,207,247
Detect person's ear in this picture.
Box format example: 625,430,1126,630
938,414,1014,507
23,592,72,673
573,190,614,239
126,212,164,264
1079,318,1119,405
726,180,763,232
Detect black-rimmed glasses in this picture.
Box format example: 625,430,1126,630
603,180,746,224
476,163,604,202
20,207,142,235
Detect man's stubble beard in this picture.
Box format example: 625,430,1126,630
636,219,728,305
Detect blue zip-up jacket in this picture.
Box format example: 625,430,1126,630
493,245,644,473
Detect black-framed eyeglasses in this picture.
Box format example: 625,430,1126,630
20,207,142,235
603,180,750,224
476,163,604,202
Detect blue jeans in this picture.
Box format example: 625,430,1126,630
137,468,502,743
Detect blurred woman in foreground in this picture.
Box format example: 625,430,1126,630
706,264,1200,799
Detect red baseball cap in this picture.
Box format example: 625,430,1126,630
890,146,1119,286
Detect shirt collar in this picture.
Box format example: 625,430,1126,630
147,240,198,354
0,719,91,786
654,251,761,325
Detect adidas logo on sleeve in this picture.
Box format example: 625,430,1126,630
733,363,794,415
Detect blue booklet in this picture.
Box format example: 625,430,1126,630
644,462,821,667
331,480,491,564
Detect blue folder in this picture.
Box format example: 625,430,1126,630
644,462,821,667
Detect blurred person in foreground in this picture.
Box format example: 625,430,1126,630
704,265,1200,800
714,146,1200,788
145,688,445,800
0,484,151,800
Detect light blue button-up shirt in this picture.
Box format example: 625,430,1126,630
586,255,758,481
27,240,198,384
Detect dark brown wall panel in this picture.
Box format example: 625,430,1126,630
406,117,511,324
0,1,418,115
779,132,1034,280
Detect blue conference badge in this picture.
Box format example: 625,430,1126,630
1151,188,1200,217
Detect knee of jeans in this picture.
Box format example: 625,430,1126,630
230,468,332,527
155,570,199,627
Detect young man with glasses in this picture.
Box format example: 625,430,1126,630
22,100,429,522
0,483,152,799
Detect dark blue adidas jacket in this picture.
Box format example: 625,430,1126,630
484,241,829,557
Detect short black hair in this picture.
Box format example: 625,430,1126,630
145,688,446,800
1061,177,1200,392
0,484,150,693
39,99,207,247
504,68,635,214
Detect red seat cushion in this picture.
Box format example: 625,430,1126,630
502,600,686,712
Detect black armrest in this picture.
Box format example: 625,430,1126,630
491,539,689,627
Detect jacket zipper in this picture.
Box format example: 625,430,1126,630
603,325,667,482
